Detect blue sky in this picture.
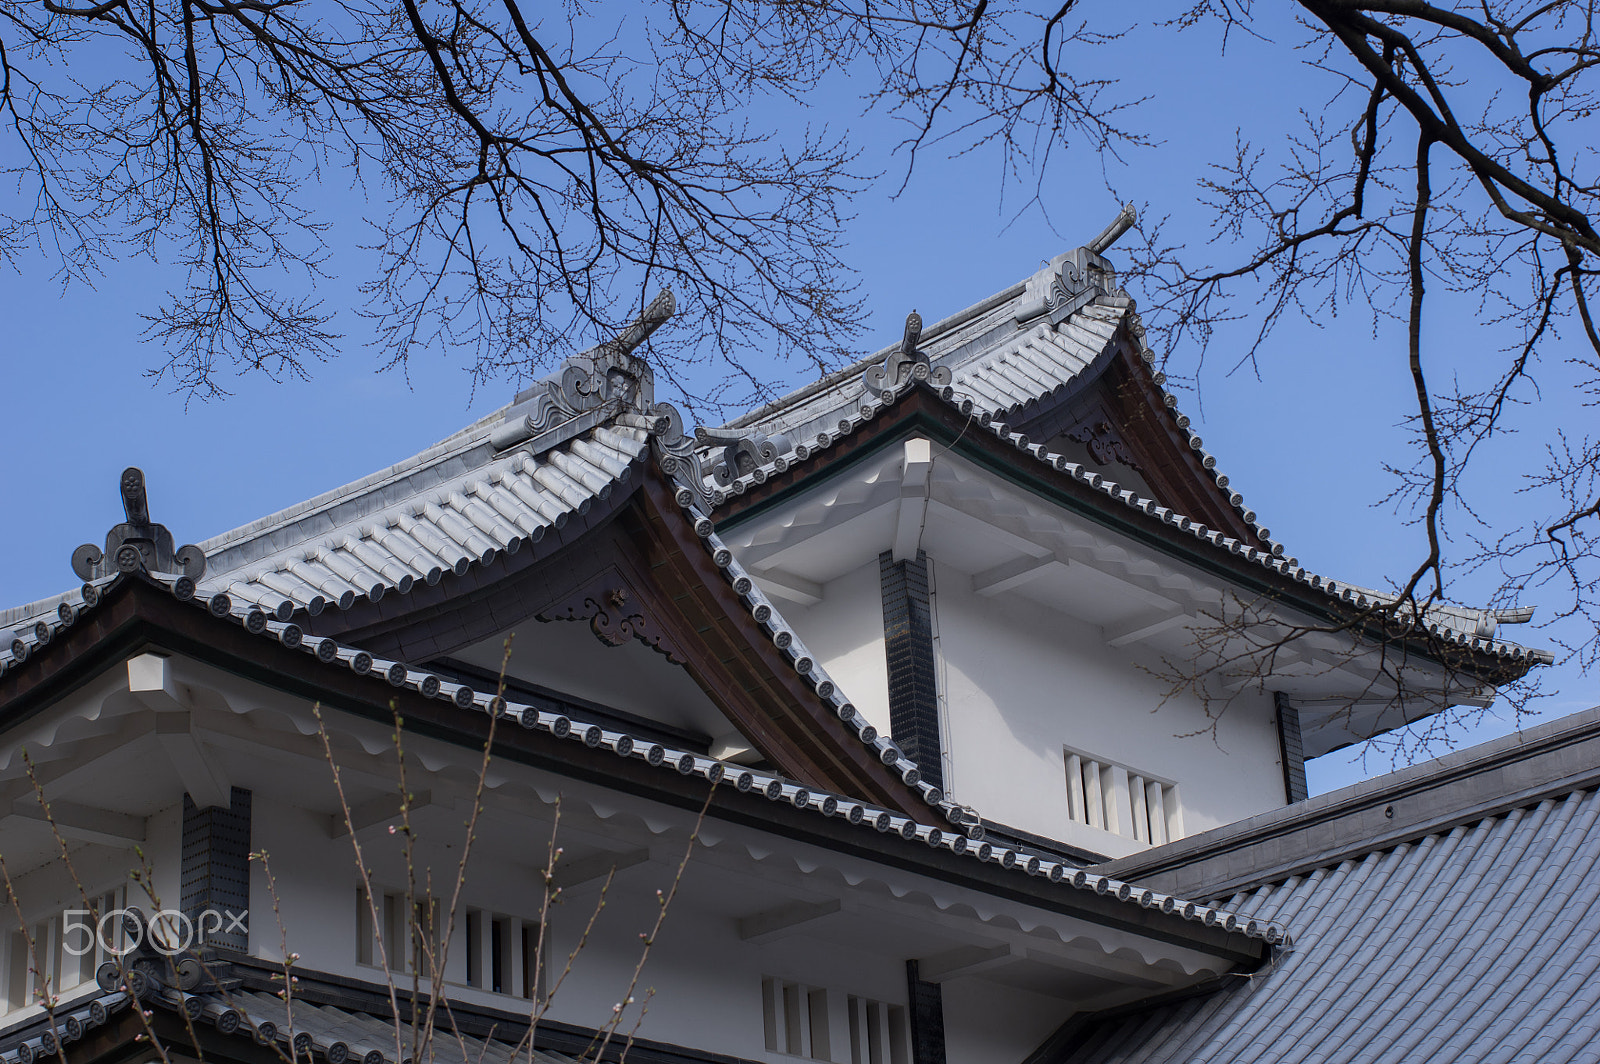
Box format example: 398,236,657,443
3,8,1593,794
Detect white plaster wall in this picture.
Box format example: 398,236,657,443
3,833,170,930
243,797,770,1054
767,559,891,735
460,621,730,739
0,805,180,1024
250,798,353,969
941,978,1071,1064
239,797,1085,1064
931,561,1287,852
142,801,183,915
538,871,762,1058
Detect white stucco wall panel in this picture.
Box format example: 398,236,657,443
931,562,1287,849
768,559,891,735
251,798,356,970
941,977,1072,1064
539,872,763,1059
458,621,738,743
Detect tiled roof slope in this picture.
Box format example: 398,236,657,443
0,407,655,648
49,294,686,627
705,228,1274,550
0,568,1288,949
196,419,653,619
716,281,1121,447
955,302,1124,414
0,988,127,1064
699,224,1544,659
702,375,1552,668
1053,710,1600,1064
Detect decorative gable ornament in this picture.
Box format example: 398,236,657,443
1014,204,1137,327
536,578,689,664
863,311,952,399
697,425,796,487
490,289,674,452
70,466,206,589
1066,416,1144,472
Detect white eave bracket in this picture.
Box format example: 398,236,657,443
127,652,233,810
891,438,934,563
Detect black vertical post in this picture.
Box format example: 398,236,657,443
181,787,252,952
881,550,943,792
905,960,947,1064
1274,693,1309,803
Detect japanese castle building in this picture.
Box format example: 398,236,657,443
1,213,1590,1064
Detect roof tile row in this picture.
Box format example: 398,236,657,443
692,367,1550,665
1061,784,1600,1063
73,566,1278,946
194,424,650,620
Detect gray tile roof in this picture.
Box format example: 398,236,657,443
0,413,653,659
0,983,577,1064
689,249,1549,662
700,366,1553,668
169,988,578,1064
707,250,1274,550
0,988,129,1064
1055,780,1600,1063
192,418,654,619
0,561,1286,948
953,302,1124,414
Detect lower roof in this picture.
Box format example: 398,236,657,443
1049,705,1600,1063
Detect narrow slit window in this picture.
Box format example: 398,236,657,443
1064,747,1181,843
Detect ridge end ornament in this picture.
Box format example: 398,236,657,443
696,425,794,487
71,467,206,583
649,400,719,510
492,290,675,452
863,310,952,400
1014,208,1135,327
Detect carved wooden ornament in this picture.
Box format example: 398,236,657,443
536,576,688,664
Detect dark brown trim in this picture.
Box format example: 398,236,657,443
629,470,928,814
1096,332,1264,547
